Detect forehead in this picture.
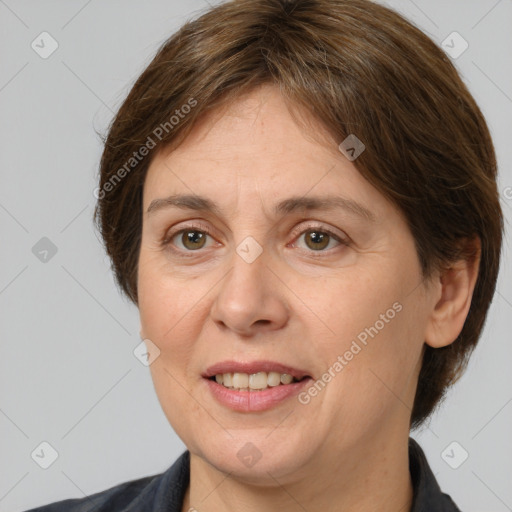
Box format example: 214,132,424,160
161,85,338,163
142,85,394,223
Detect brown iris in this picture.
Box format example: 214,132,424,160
181,230,207,250
304,230,330,250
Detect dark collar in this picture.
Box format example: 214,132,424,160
409,437,462,511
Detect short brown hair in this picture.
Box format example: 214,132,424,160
94,0,504,427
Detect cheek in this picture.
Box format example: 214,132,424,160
138,261,206,436
138,248,197,330
312,261,425,401
312,267,404,347
138,254,203,369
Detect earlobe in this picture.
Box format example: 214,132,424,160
425,237,481,349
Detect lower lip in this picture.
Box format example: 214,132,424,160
204,377,312,412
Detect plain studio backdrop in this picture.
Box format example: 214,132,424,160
1,1,511,511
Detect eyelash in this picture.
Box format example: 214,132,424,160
160,222,349,257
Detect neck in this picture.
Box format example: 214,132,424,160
181,430,414,512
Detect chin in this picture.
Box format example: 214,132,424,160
192,431,315,484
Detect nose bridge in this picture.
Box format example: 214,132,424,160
210,237,288,334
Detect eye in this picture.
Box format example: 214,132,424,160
291,224,348,252
161,224,216,253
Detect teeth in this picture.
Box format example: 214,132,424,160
249,372,267,389
213,371,302,391
232,373,249,389
280,373,293,384
267,371,281,387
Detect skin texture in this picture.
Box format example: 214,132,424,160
137,84,480,512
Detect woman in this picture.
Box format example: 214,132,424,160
26,0,503,510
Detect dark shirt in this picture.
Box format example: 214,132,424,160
24,437,461,511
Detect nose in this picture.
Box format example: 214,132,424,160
210,247,290,337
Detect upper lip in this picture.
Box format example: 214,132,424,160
203,360,311,380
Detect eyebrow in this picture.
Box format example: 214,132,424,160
146,193,376,222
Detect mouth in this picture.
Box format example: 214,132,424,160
202,360,313,395
202,360,314,412
207,371,309,391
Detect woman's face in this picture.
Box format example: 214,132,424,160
138,84,437,483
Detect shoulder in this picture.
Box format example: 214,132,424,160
23,451,190,512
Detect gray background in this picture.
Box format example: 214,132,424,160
1,0,511,510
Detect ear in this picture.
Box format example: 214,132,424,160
425,237,481,348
